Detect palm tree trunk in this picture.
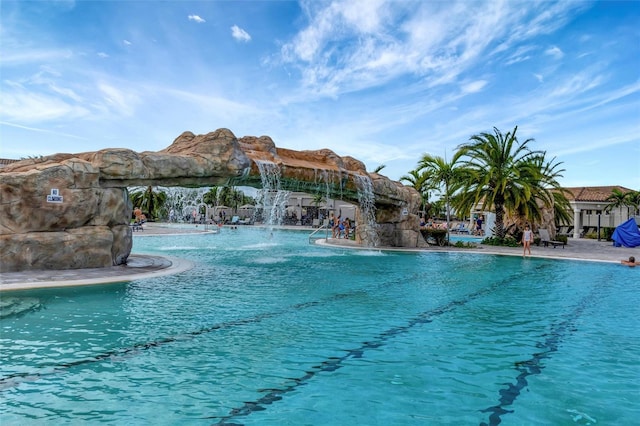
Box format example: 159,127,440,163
445,183,451,244
495,202,505,239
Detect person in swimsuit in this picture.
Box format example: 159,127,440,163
522,225,532,257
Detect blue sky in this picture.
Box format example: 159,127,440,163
1,0,639,190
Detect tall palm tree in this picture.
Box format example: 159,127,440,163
311,193,326,219
129,186,167,220
203,187,220,206
400,169,433,218
605,188,632,219
512,154,571,227
626,190,640,216
455,126,547,239
417,153,466,242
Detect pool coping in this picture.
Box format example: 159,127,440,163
0,255,194,292
314,236,631,265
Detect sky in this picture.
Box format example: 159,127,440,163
1,0,639,190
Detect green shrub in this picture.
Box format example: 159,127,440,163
482,235,520,247
556,234,568,244
602,227,615,240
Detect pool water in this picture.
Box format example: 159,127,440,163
1,228,638,425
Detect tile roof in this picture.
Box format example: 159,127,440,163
563,186,634,202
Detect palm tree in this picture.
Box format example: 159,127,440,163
605,188,632,219
129,186,167,220
400,169,433,219
512,154,571,227
417,153,466,242
455,126,551,239
311,193,326,219
203,187,220,206
626,190,640,216
372,164,386,174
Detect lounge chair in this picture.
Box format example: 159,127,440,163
230,216,240,225
538,229,565,248
455,223,470,234
312,219,320,228
130,222,143,232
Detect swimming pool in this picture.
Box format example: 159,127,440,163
1,228,638,425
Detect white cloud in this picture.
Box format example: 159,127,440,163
0,91,89,122
98,52,109,58
461,80,487,94
123,40,132,46
545,45,564,59
188,14,205,23
97,83,138,116
231,25,251,42
1,49,73,65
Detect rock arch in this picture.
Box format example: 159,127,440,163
0,129,424,272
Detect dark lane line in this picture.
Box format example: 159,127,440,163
0,271,424,390
479,281,604,426
0,290,362,390
209,272,520,425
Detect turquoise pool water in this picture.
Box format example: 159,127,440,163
1,228,638,425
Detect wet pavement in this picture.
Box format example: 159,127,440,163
1,224,637,291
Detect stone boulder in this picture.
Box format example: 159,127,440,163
1,128,423,272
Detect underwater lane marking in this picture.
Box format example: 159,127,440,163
208,272,520,425
0,271,424,391
0,293,357,390
479,282,603,426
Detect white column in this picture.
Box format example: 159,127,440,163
573,208,581,239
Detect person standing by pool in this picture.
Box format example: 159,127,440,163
332,215,341,238
475,216,483,236
522,225,532,257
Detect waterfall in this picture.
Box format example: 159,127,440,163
354,174,379,246
255,160,290,227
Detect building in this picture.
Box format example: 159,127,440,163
565,186,637,238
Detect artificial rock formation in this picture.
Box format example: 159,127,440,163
0,128,423,272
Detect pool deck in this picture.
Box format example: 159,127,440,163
1,223,636,291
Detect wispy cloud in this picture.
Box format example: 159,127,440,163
97,82,139,116
231,25,251,42
1,49,73,65
545,45,564,59
0,120,88,140
188,14,205,23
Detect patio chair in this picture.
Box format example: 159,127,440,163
538,229,565,248
456,223,470,234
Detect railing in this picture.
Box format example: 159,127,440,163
308,223,329,244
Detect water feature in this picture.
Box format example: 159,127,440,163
161,187,211,222
1,229,638,425
255,160,291,227
354,173,379,246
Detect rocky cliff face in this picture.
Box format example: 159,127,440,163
0,128,423,272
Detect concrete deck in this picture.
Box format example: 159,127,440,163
320,235,637,264
1,223,636,291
